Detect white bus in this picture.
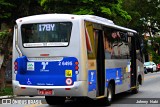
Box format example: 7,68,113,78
12,14,144,105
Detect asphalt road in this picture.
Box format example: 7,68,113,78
1,72,160,107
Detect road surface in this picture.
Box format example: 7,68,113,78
1,72,160,107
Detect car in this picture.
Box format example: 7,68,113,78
144,66,148,74
144,61,157,73
157,63,160,71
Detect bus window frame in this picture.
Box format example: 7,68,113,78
20,22,73,48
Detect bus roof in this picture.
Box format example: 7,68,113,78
16,14,137,33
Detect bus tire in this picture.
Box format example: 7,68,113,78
45,96,65,105
105,83,114,106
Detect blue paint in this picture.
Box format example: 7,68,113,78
88,68,123,92
88,70,96,91
15,56,78,86
106,68,123,87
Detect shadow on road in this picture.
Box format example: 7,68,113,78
112,91,134,104
45,92,134,107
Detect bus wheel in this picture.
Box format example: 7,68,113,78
105,84,113,106
45,96,65,105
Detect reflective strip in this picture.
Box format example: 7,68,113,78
96,96,105,99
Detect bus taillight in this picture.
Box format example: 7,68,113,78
75,66,79,70
75,61,79,65
14,62,18,71
75,61,79,71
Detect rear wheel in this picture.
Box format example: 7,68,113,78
105,83,114,106
45,96,66,105
97,83,114,106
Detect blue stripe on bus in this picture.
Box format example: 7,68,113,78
88,68,122,92
106,68,123,87
15,56,78,86
88,70,97,91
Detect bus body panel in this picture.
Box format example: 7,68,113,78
13,80,87,96
104,59,131,94
15,56,78,86
13,17,88,96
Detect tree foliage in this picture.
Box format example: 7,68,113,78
0,0,160,67
0,0,45,25
0,0,45,89
40,0,132,25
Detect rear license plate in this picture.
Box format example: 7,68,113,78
38,89,53,95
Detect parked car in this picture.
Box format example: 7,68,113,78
144,61,157,73
157,63,160,71
144,66,148,74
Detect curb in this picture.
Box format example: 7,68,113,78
0,95,16,99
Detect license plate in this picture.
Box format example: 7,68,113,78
38,89,53,95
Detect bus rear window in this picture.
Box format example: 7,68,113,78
21,22,72,47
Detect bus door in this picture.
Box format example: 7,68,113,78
129,35,137,88
95,30,105,97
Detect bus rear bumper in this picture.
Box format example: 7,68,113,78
12,80,87,97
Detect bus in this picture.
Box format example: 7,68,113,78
12,14,144,105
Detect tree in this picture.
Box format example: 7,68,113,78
40,0,132,25
122,0,160,62
0,0,45,26
0,0,45,90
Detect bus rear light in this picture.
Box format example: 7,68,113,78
65,88,71,90
14,66,18,70
14,62,18,65
21,87,26,89
75,61,79,65
14,71,17,74
75,71,79,75
88,82,92,85
19,19,22,22
75,66,79,70
40,54,49,57
71,17,74,19
14,62,18,71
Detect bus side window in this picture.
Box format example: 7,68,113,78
104,31,112,59
119,32,130,59
136,37,143,62
85,21,96,59
111,31,120,59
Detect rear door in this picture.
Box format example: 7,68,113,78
95,30,105,96
85,22,105,96
130,36,137,87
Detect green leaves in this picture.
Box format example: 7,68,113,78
73,9,94,15
100,7,111,15
0,0,14,19
0,30,9,39
39,0,131,26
